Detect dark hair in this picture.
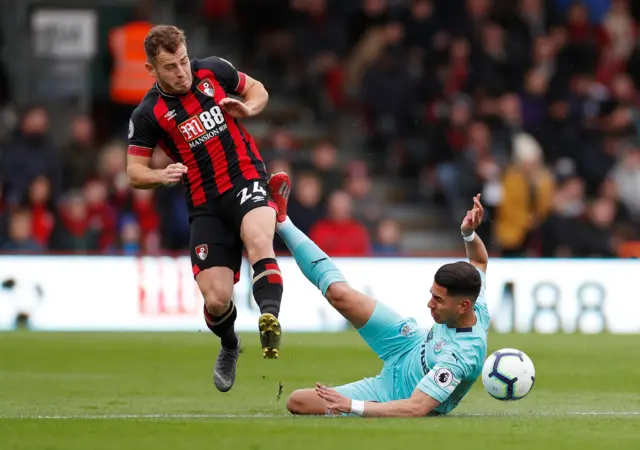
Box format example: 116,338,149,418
144,25,186,60
434,261,482,301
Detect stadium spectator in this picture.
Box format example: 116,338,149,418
26,176,55,248
118,214,142,256
49,192,100,253
288,171,324,236
304,141,344,197
83,178,117,252
610,143,640,220
1,208,42,252
495,133,555,256
60,115,98,192
344,163,382,232
309,190,370,256
1,107,61,207
372,218,402,256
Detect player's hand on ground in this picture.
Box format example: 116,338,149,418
161,163,187,185
461,193,483,236
315,383,351,415
219,98,252,119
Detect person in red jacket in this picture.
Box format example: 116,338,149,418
309,190,370,256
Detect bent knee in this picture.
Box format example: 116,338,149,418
245,234,274,254
198,272,234,314
286,389,325,415
326,282,352,305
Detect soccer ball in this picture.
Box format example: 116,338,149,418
482,348,535,401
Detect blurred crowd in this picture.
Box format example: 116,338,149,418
1,0,640,258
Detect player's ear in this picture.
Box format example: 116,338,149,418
459,298,472,314
145,61,156,77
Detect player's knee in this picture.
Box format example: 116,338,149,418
199,278,233,316
286,390,314,415
244,233,273,255
326,282,352,307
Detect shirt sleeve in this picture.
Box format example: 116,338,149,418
417,353,468,403
127,106,161,158
199,56,247,95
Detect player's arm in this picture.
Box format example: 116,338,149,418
359,390,439,418
127,154,186,189
236,72,268,117
461,194,488,273
126,109,186,189
315,382,439,418
204,56,269,118
317,354,466,418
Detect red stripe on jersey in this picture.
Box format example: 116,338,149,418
235,72,247,94
128,145,153,157
153,97,207,206
200,70,260,181
178,90,233,194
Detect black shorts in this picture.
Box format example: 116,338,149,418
190,178,273,281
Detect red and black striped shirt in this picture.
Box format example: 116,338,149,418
127,56,267,213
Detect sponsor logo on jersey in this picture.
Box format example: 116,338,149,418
177,106,228,148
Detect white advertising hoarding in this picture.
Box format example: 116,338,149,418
0,256,637,333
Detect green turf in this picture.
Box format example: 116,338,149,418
0,331,638,449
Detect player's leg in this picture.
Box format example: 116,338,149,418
231,179,284,359
268,173,410,359
191,214,241,393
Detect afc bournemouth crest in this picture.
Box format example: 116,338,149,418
197,79,215,97
195,244,208,260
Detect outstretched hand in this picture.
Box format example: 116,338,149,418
460,194,484,236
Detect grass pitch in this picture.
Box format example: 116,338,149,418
0,331,638,449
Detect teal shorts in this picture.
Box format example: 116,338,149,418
334,301,424,403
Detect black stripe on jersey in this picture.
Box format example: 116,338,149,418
237,122,263,177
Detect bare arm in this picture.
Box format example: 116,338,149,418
461,194,488,273
237,74,269,117
358,390,440,418
127,154,186,189
315,384,440,418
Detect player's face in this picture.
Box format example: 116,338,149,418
147,44,193,95
428,282,464,327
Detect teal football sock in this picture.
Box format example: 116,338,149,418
276,217,346,296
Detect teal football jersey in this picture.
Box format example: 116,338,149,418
395,268,490,415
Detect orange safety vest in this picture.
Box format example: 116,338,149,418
108,21,155,105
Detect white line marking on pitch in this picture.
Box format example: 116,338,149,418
0,412,638,420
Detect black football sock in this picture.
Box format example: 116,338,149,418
203,302,239,349
252,258,283,317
